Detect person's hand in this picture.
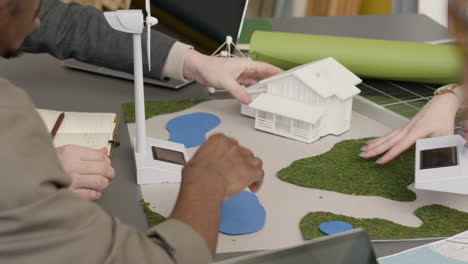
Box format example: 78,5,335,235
56,145,115,200
182,49,283,104
182,134,264,200
360,92,461,164
171,134,264,254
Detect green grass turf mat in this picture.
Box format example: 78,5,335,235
140,200,166,228
300,204,468,240
277,138,416,202
123,99,209,123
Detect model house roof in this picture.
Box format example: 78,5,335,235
256,57,362,100
249,94,325,124
245,83,267,94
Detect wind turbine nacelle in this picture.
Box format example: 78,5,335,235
104,10,144,34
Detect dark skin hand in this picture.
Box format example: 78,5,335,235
170,134,264,255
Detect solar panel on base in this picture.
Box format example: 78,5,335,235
358,79,440,118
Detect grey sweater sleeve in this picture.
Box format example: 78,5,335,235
21,0,177,80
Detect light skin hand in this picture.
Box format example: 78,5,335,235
182,49,283,104
359,93,461,164
170,134,264,255
56,145,115,200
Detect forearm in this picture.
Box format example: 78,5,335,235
170,168,225,255
440,92,462,115
22,0,176,79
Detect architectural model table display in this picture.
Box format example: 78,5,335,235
124,98,468,253
1,11,459,258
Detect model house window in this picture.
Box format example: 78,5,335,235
292,119,310,140
275,114,291,134
293,119,310,131
258,110,273,121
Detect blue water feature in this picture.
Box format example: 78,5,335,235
166,112,221,148
220,191,266,235
318,221,354,235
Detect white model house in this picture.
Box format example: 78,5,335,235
243,57,362,143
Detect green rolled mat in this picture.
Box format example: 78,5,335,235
238,19,273,44
249,31,464,84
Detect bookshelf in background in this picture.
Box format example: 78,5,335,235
306,0,363,16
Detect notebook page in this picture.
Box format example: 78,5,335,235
36,109,63,132
53,133,113,154
57,112,116,134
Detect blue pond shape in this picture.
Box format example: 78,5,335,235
166,112,221,148
220,191,266,235
319,221,354,235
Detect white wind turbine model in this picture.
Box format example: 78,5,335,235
104,1,188,185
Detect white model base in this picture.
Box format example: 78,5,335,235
415,135,468,195
131,137,188,185
240,104,255,118
136,99,468,253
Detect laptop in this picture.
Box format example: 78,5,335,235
215,229,378,264
63,0,249,89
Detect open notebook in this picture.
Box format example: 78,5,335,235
36,109,120,156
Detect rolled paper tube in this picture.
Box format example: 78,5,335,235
250,31,463,84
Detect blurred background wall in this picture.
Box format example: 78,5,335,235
61,0,449,28
246,0,448,27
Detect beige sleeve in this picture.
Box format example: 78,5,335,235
161,41,193,81
0,79,211,264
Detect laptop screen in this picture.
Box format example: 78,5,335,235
151,0,248,50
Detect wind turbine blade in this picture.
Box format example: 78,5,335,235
146,0,152,71
145,0,151,17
